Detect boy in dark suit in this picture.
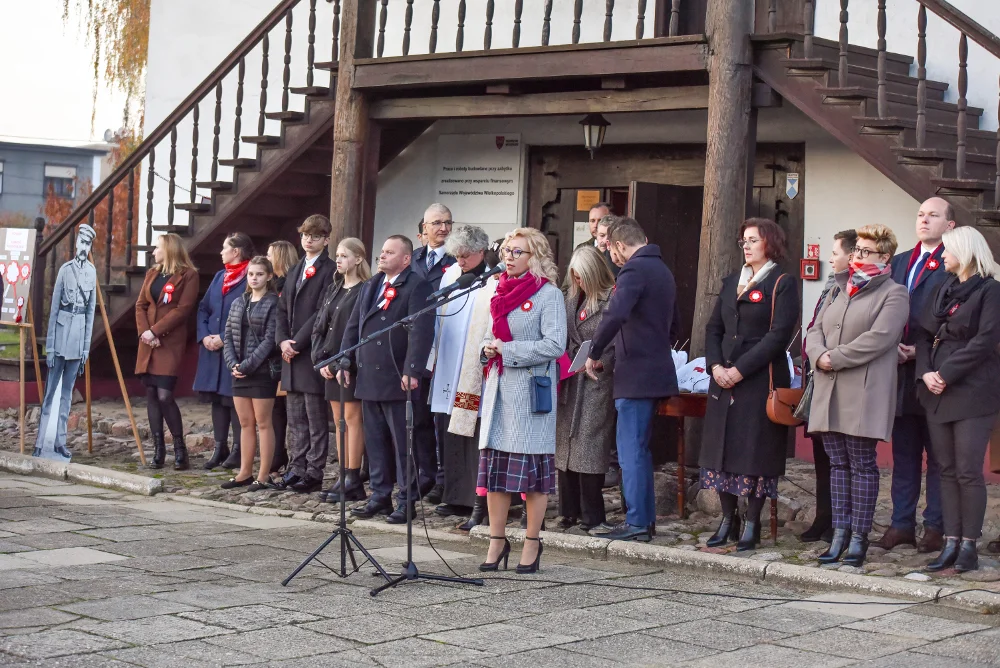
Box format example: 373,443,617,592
876,197,954,552
339,235,435,523
275,215,337,492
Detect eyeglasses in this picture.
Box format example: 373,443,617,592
737,238,761,249
425,220,453,229
301,233,328,242
501,248,532,259
853,247,883,260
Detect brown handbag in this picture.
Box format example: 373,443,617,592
765,274,804,426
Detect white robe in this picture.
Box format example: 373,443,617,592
428,263,486,414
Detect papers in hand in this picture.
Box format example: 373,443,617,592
568,340,592,374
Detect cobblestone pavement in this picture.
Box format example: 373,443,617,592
2,473,1000,666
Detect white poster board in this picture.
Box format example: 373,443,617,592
434,134,525,241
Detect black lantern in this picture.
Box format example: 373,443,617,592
579,113,610,159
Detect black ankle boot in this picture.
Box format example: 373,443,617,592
818,528,852,564
800,514,833,543
954,539,979,573
173,438,190,471
736,514,762,551
841,533,869,567
707,512,741,548
269,445,288,474
459,496,488,532
926,537,960,572
359,454,370,483
204,441,230,469
149,433,166,469
221,443,241,469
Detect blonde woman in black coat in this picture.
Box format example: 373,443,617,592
916,226,1000,573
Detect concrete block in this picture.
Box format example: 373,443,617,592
764,562,942,602
0,452,68,481
65,463,163,496
606,541,768,580
936,587,1000,614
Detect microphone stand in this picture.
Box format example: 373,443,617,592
288,276,492,596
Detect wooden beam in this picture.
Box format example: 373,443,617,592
371,86,710,120
601,76,629,90
751,82,782,108
353,38,708,91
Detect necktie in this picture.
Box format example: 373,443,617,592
908,252,929,291
426,248,436,271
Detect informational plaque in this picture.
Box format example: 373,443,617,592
434,134,525,240
0,227,37,325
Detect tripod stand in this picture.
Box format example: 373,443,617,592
296,275,493,596
282,357,392,587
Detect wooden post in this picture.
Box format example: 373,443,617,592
18,325,25,455
26,301,44,404
85,360,93,454
692,0,754,356
330,0,377,243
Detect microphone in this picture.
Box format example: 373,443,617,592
477,262,506,283
427,271,478,301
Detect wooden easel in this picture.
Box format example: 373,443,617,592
14,301,45,455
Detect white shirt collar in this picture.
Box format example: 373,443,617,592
920,243,938,256
383,273,399,287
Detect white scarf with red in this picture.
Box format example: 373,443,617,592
845,262,891,297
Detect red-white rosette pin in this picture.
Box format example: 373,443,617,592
927,258,940,271
382,286,397,311
162,283,175,305
5,262,18,286
20,264,29,284
15,297,24,324
579,309,587,321
749,290,763,303
521,300,533,311
305,266,316,280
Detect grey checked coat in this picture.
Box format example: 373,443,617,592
479,281,567,456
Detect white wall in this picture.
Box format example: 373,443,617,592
814,0,1000,130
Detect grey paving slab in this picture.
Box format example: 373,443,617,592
0,540,33,554
41,563,136,581
851,650,990,667
775,627,928,659
355,637,493,668
484,582,647,615
14,547,128,567
116,554,228,573
46,574,191,601
385,599,525,627
560,631,719,664
2,519,94,535
0,586,85,613
783,592,913,619
48,512,158,528
715,605,859,633
19,654,134,667
0,497,61,508
43,496,119,506
912,626,1000,664
179,604,320,632
203,625,357,659
183,544,304,563
96,539,196,558
844,610,993,641
4,533,111,551
0,569,63,590
305,612,456,644
271,592,409,619
267,650,381,668
75,615,233,645
56,594,199,621
151,583,288,610
478,647,629,667
216,515,314,530
0,630,129,659
105,639,267,666
681,644,857,668
77,526,178,542
0,607,80,630
645,617,795,651
514,607,660,640
0,507,71,522
423,621,578,654
590,597,718,624
177,531,262,549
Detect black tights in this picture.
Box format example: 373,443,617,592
212,401,241,447
146,386,184,440
719,491,766,522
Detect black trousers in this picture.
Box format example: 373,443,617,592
558,469,607,527
363,400,419,506
811,434,832,522
412,378,441,491
927,414,995,539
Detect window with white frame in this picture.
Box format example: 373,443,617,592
43,164,77,199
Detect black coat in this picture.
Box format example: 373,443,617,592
340,265,434,402
223,292,279,375
275,253,336,394
589,244,678,400
410,245,456,291
311,279,364,398
700,270,799,478
915,276,1000,422
891,245,949,415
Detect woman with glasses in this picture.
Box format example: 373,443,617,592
478,229,566,573
915,226,1000,573
700,219,799,551
806,224,909,567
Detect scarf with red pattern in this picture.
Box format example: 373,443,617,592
845,262,890,297
221,260,249,296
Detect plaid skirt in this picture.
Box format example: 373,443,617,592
476,448,556,495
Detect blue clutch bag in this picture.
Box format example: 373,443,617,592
529,362,553,414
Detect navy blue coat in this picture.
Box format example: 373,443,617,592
891,244,949,415
410,245,456,291
340,265,434,402
589,244,678,400
192,269,246,396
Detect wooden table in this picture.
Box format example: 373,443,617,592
657,393,707,519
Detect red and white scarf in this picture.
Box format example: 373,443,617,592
221,260,249,296
845,262,891,297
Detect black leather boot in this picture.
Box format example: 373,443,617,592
954,538,979,573
149,433,166,470
221,442,241,469
173,439,190,471
818,528,852,564
459,496,488,532
841,533,869,567
800,513,833,543
736,514,761,551
926,537,960,572
203,441,230,470
359,453,370,483
269,445,288,474
707,512,741,548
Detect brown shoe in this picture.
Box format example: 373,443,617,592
917,528,944,553
872,527,916,550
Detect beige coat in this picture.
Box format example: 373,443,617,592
805,272,909,441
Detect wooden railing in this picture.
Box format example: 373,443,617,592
801,0,999,206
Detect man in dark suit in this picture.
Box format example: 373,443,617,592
587,217,679,542
875,197,953,553
340,235,435,523
409,203,458,504
595,214,621,278
276,215,337,493
575,202,612,252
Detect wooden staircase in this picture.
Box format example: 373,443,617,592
753,1,1000,238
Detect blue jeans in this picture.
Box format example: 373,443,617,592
890,414,943,532
615,398,657,528
34,356,82,458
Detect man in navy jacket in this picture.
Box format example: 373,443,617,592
875,197,953,553
587,217,679,542
339,235,435,523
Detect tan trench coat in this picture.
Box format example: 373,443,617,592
805,272,909,442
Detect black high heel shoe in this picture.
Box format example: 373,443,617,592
479,536,511,572
926,537,960,572
736,515,762,552
841,533,869,567
707,512,741,548
954,538,979,573
818,528,852,564
516,536,543,574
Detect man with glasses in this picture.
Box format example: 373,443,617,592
577,202,612,252
875,197,954,553
411,203,458,505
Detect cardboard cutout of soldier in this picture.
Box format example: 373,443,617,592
33,224,97,461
